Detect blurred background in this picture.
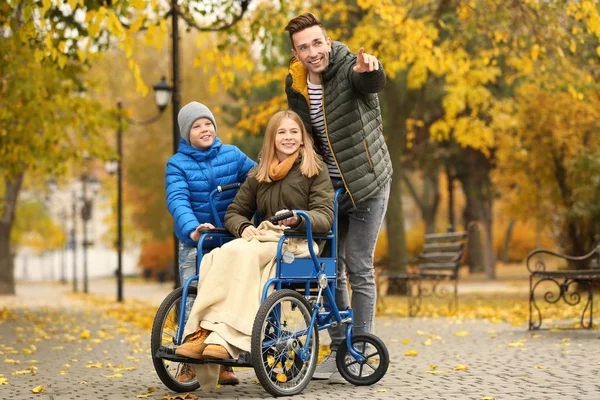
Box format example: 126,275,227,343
1,0,599,298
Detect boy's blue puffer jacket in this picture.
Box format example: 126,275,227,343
166,137,256,247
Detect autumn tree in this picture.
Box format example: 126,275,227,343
0,0,255,294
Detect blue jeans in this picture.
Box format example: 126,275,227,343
329,181,390,350
178,242,198,317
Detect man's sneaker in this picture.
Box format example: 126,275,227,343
219,365,240,386
327,370,347,384
312,351,338,380
328,363,360,384
175,363,196,383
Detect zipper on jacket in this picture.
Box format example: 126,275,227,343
321,84,355,207
363,139,374,171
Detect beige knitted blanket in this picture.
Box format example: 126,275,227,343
181,221,316,390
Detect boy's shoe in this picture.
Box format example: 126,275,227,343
219,365,240,386
202,344,232,360
312,351,338,380
175,327,210,359
175,363,196,383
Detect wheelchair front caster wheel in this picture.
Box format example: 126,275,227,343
335,332,389,386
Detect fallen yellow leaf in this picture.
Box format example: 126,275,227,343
481,397,495,400
105,373,123,378
429,364,437,369
401,338,410,345
535,366,545,369
0,378,8,385
508,341,525,347
454,364,468,371
405,350,418,356
51,346,64,350
22,348,34,355
80,381,87,384
12,369,34,375
136,395,151,399
453,331,469,337
425,370,446,374
4,359,19,364
80,330,91,339
215,384,224,389
423,338,432,346
375,388,388,392
31,385,46,394
276,373,288,383
148,387,158,392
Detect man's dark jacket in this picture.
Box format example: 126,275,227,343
285,41,392,206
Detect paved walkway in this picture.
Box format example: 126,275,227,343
1,280,599,400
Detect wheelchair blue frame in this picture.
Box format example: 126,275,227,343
175,188,363,361
152,184,389,395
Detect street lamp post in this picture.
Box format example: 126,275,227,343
107,78,172,302
71,191,78,292
81,175,100,294
45,179,69,286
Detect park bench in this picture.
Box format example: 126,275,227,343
526,244,600,330
406,231,468,316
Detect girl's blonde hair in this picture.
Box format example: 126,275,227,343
252,110,322,182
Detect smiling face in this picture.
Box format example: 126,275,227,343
291,25,331,84
189,117,215,150
274,117,303,162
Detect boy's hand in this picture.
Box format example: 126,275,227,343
275,209,299,227
190,223,216,241
242,225,263,241
353,48,379,73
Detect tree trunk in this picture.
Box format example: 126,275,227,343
0,172,25,294
455,149,496,279
401,169,440,234
380,75,413,294
502,219,516,262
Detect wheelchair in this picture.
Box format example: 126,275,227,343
151,186,389,396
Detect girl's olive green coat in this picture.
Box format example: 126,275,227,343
225,160,334,237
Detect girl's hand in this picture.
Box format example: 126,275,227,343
190,223,216,241
274,209,299,227
242,225,263,240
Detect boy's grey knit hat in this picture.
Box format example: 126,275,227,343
178,101,217,143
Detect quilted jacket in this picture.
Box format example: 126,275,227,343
285,41,392,206
166,137,256,246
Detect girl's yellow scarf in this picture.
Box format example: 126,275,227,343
269,150,300,181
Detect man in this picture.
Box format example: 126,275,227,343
284,13,392,384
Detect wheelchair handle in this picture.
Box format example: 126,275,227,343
218,183,241,193
269,210,296,224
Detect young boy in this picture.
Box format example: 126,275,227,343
165,101,256,385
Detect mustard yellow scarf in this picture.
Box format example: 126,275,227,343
269,150,300,181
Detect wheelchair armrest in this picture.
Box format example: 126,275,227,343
284,230,333,238
199,228,230,234
283,229,304,237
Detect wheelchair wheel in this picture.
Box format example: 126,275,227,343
251,289,319,397
335,332,389,386
151,286,199,392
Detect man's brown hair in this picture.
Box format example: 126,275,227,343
284,13,327,48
